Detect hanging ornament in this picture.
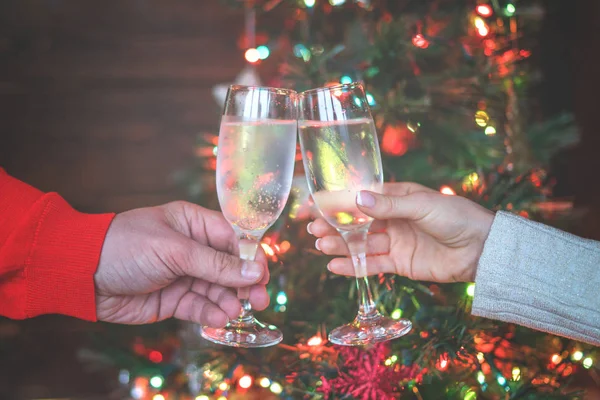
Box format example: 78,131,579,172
212,66,263,108
381,124,416,156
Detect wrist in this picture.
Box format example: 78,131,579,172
468,207,495,281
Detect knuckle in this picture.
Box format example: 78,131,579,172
211,250,236,279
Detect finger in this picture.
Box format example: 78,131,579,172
308,214,385,236
191,280,269,316
327,254,398,277
316,233,391,256
307,218,339,237
175,239,266,287
194,280,240,320
254,247,271,286
382,182,437,196
173,291,229,328
164,202,239,256
248,285,270,311
356,190,439,221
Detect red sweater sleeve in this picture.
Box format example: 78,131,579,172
0,169,115,321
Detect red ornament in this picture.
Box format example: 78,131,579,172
381,124,415,156
318,344,422,400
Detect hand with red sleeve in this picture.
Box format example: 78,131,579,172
95,202,270,326
0,169,269,327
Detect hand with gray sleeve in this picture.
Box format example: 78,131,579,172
307,182,600,346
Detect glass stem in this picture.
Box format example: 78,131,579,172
236,236,259,323
341,230,379,320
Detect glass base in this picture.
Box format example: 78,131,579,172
328,313,412,346
201,317,283,348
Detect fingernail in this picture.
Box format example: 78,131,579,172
315,238,322,251
241,261,262,280
307,222,314,235
326,262,333,272
356,191,376,208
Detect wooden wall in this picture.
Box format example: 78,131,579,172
0,2,247,397
0,0,245,213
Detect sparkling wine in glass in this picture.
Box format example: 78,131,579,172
201,85,297,348
298,82,412,346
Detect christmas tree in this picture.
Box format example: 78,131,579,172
82,1,598,399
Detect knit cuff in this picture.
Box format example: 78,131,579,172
25,193,115,321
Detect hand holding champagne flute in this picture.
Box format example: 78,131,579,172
201,85,297,348
298,82,412,346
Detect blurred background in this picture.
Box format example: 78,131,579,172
0,0,599,399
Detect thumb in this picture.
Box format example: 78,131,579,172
178,241,265,287
356,190,436,221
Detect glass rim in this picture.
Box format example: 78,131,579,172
300,82,364,95
229,84,297,94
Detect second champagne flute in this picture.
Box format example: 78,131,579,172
201,85,297,348
298,82,412,346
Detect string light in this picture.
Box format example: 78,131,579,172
391,308,403,319
512,366,521,381
304,0,316,7
464,390,477,400
196,396,210,400
118,369,130,385
551,354,562,364
505,3,516,16
276,291,288,305
477,371,485,384
307,335,323,346
497,376,506,386
475,110,489,127
280,240,291,253
150,375,164,389
261,242,275,256
572,351,583,361
259,377,271,388
477,352,485,363
485,126,496,136
466,283,476,297
440,186,456,195
245,48,261,63
583,357,593,369
153,395,165,400
473,17,489,37
412,34,430,49
270,382,283,394
476,4,493,17
217,397,227,400
218,382,230,391
366,93,376,106
149,350,163,363
256,45,270,60
340,75,353,84
131,387,144,399
238,375,253,389
329,0,346,5
293,44,311,62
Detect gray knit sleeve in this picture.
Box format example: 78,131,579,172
472,211,600,346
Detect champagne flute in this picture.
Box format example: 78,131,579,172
298,82,412,346
201,85,297,348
